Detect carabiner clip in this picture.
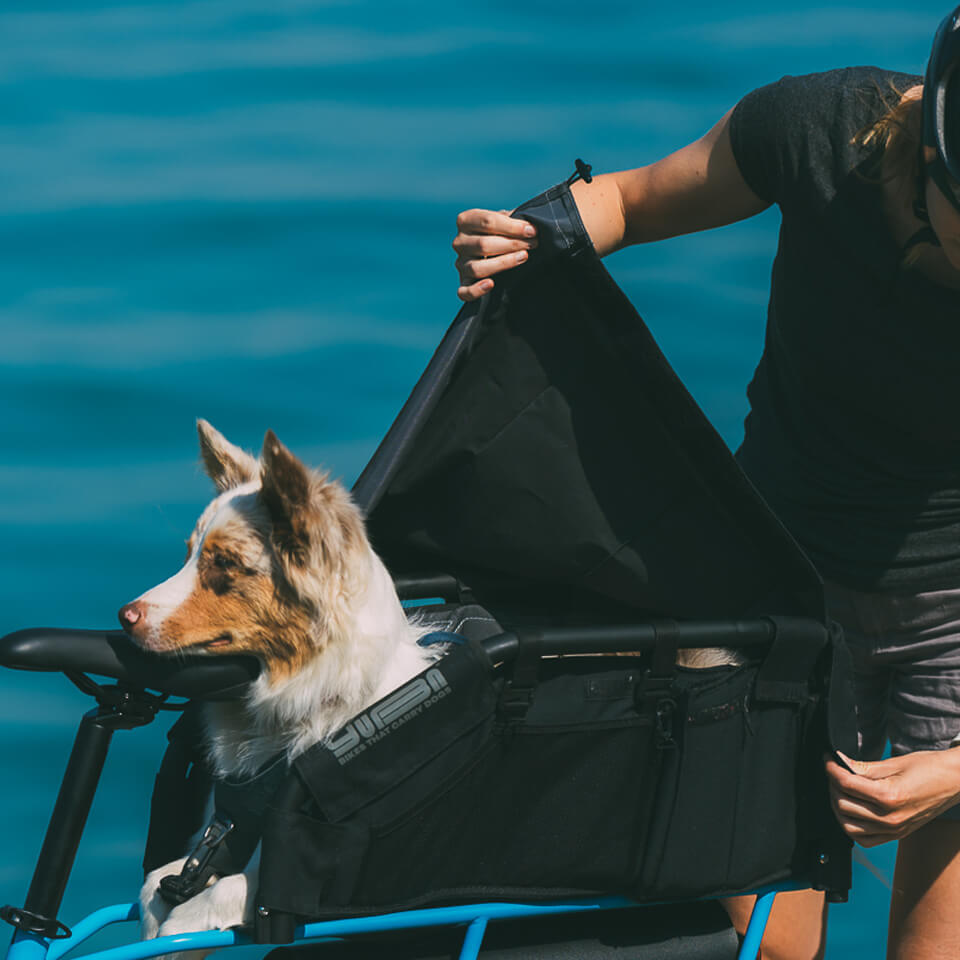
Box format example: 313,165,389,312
158,816,235,905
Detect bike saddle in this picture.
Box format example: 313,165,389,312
0,628,259,700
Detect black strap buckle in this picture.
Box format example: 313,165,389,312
634,620,680,749
654,698,678,750
159,816,235,905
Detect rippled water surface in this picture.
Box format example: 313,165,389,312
1,1,946,954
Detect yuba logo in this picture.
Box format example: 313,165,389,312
328,668,451,765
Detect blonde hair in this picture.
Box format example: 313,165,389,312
853,84,924,263
856,84,922,175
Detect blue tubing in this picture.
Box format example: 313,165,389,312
737,891,776,960
47,904,139,960
7,932,51,960
39,928,250,960
12,888,789,960
298,897,633,941
457,918,488,960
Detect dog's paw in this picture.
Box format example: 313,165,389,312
156,873,252,938
140,857,188,940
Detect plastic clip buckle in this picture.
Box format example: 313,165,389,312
654,698,678,750
159,816,235,905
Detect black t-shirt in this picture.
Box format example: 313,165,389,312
729,66,960,592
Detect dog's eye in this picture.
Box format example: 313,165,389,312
212,553,236,571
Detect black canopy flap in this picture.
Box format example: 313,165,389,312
354,175,825,623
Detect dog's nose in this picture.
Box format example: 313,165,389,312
118,601,145,633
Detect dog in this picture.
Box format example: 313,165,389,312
123,420,740,943
121,421,436,942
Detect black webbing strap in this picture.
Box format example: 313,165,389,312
650,620,679,680
754,617,829,703
142,703,213,875
496,630,545,720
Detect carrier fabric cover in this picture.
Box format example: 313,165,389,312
251,175,854,923
354,178,825,626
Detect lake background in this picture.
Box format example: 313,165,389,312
0,0,947,955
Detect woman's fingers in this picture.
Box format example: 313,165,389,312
455,251,528,301
456,208,537,239
454,209,538,301
833,794,890,824
457,279,493,302
452,232,537,259
825,757,899,808
832,798,911,846
456,248,529,281
834,808,922,846
454,248,533,302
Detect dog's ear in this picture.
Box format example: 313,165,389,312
260,429,313,564
197,419,259,493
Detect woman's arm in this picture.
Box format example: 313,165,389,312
454,109,771,302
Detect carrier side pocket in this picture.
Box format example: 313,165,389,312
259,808,370,916
725,699,801,891
636,664,759,899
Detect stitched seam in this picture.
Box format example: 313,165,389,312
453,615,498,632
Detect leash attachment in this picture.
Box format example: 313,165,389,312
158,816,235,906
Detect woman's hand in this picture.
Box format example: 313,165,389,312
453,209,538,302
826,748,960,846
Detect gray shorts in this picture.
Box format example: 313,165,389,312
824,580,960,820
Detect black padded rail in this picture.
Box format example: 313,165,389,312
0,628,259,700
481,619,779,663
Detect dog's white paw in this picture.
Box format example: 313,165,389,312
140,857,188,940
156,873,253,938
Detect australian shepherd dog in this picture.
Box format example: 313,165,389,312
122,421,435,941
123,420,737,944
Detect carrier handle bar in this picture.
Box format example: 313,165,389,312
479,619,779,664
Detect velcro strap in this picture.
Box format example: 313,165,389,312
754,617,829,703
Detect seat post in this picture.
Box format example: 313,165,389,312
2,687,164,940
24,710,115,926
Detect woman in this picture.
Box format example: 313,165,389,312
453,9,960,960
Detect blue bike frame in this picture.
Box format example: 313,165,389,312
8,889,784,960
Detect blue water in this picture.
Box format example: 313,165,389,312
0,0,946,954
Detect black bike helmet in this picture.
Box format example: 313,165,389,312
921,5,960,215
